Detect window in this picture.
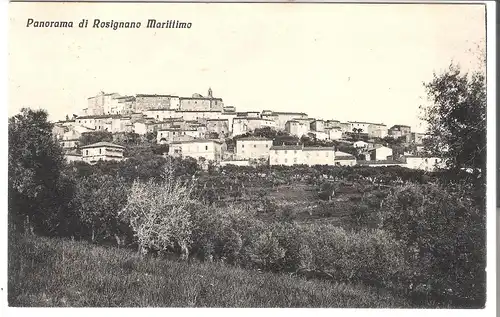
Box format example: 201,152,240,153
99,149,102,154
275,158,278,163
86,150,89,155
294,150,297,154
266,144,268,148
284,150,287,154
275,150,278,154
285,158,288,163
326,153,329,157
294,158,297,163
205,146,208,151
254,145,256,148
242,144,245,148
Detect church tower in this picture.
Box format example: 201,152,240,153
208,87,213,98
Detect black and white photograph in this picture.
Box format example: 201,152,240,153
3,0,496,313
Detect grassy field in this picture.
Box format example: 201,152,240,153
8,234,409,308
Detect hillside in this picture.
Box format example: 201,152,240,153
8,235,409,308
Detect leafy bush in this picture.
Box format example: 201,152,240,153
70,174,130,244
379,183,486,307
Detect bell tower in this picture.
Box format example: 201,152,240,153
208,87,213,98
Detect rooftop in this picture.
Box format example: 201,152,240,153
237,136,273,141
76,114,122,120
348,121,385,125
270,145,303,151
390,124,411,129
87,92,118,99
179,96,223,101
334,151,356,159
303,147,335,151
80,142,125,149
273,112,308,116
136,94,178,98
357,160,403,165
171,139,223,145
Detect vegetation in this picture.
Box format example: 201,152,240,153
8,234,409,308
8,54,487,307
421,62,486,179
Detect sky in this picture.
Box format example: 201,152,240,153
8,2,486,132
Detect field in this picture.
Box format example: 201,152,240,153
8,234,409,308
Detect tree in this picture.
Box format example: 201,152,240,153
8,108,65,234
79,131,113,146
120,165,196,259
421,62,486,179
380,183,486,307
71,174,130,244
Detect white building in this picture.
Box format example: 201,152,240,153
269,145,304,166
403,156,445,171
302,147,335,166
307,131,329,141
285,120,310,137
273,112,309,130
269,145,335,166
326,127,343,140
334,151,356,166
235,137,273,161
367,146,393,161
80,142,125,164
157,128,201,144
232,118,277,136
353,141,369,149
168,139,225,163
63,151,82,163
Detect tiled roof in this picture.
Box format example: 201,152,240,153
273,112,307,116
136,94,178,98
237,136,272,141
179,97,223,101
170,139,223,145
357,160,403,165
80,142,125,149
303,147,335,151
334,151,355,159
348,121,385,125
270,145,303,151
76,114,121,119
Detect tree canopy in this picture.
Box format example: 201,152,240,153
8,108,66,234
421,63,486,178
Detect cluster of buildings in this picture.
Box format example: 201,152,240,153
52,89,442,171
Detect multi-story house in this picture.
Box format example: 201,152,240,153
269,145,335,166
168,139,225,162
80,142,125,164
235,137,273,161
388,125,412,139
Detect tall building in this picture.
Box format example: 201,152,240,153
179,88,224,111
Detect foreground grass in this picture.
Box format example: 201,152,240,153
8,234,409,307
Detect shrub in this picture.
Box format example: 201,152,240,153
71,174,130,244
379,183,486,307
244,230,286,271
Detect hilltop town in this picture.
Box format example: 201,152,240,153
52,88,443,171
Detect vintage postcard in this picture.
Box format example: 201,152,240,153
3,0,496,315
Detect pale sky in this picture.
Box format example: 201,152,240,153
8,2,486,132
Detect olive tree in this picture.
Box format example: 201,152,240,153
120,163,196,260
